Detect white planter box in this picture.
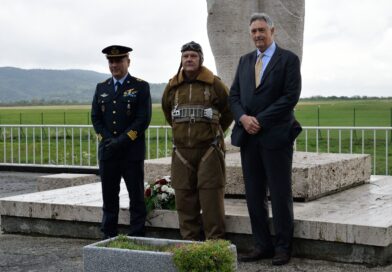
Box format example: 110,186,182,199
83,236,237,272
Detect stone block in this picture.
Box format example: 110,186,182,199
37,173,99,191
83,236,237,272
84,237,179,272
145,152,371,201
291,152,372,200
144,158,172,184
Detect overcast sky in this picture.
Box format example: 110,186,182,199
1,0,391,97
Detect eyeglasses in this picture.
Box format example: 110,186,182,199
181,41,202,53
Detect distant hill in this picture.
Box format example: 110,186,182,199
0,67,165,104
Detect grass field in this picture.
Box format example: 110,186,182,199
0,100,391,174
0,100,391,126
0,104,168,126
295,100,392,127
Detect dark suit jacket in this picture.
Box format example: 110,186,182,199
229,45,302,148
91,73,152,161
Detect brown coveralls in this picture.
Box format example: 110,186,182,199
162,66,233,240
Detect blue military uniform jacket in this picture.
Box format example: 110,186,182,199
91,73,152,161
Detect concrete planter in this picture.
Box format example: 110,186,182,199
83,236,237,272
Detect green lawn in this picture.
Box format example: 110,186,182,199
1,100,391,127
0,104,168,126
294,100,392,127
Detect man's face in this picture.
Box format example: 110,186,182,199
108,56,130,79
250,19,274,52
181,51,201,74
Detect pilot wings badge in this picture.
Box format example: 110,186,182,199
100,93,109,98
123,88,137,97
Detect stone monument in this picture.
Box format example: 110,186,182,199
207,0,305,86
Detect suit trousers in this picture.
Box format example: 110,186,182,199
99,159,146,237
240,135,294,253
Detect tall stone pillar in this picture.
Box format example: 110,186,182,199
207,0,305,86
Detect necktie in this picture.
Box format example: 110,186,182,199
115,81,121,92
255,53,263,87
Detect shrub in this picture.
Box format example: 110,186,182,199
172,239,235,272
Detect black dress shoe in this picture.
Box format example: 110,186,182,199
272,251,291,265
238,248,274,262
102,234,117,240
127,231,145,237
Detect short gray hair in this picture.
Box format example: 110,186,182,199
249,13,274,28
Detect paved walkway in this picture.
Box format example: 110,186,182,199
0,172,391,271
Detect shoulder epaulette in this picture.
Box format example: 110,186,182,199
101,78,111,84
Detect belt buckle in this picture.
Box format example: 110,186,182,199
190,114,196,123
172,109,180,118
204,108,213,119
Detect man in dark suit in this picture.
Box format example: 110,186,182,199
229,13,302,265
91,45,152,239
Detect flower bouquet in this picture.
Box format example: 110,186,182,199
144,176,176,214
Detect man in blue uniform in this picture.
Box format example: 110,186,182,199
91,45,152,238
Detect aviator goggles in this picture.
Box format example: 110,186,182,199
181,41,203,53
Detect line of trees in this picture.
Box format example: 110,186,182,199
301,96,392,101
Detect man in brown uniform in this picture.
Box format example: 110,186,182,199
162,41,233,240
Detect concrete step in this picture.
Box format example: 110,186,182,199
37,173,99,191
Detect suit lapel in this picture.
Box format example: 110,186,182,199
242,51,258,104
104,78,116,98
122,74,132,89
249,50,257,88
259,46,282,86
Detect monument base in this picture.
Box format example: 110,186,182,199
1,175,392,265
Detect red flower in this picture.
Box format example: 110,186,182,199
145,187,152,197
144,176,175,214
156,178,168,185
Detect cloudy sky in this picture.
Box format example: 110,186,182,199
1,0,391,97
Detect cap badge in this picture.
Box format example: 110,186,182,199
111,48,120,55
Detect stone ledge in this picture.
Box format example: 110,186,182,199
1,176,391,248
37,173,99,191
145,152,371,201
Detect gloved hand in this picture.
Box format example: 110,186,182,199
104,137,122,152
104,134,128,152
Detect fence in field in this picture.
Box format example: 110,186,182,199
0,106,392,126
0,124,391,175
